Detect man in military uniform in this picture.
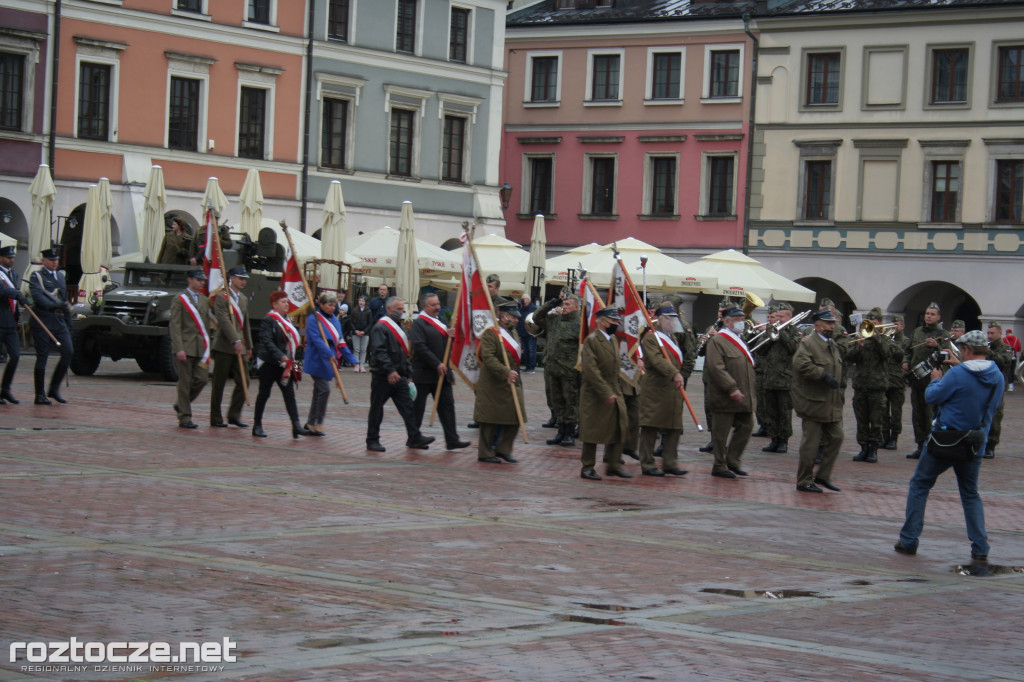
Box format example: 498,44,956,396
751,307,777,439
902,303,951,459
158,217,192,265
949,319,965,342
882,313,908,450
847,308,895,463
704,306,756,479
761,302,801,454
28,247,74,405
675,305,698,385
0,243,29,404
696,299,730,452
473,299,525,463
534,293,581,447
792,310,845,493
985,321,1014,459
579,307,630,481
188,221,232,265
637,305,688,477
209,266,253,428
170,269,212,427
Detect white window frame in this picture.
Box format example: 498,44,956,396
73,39,122,143
170,0,211,21
243,0,279,32
235,64,279,161
698,151,739,218
585,48,625,106
984,140,1024,225
645,47,685,105
384,85,431,179
438,93,481,183
324,0,354,42
641,152,680,217
165,52,213,153
0,31,43,136
523,51,562,107
448,3,474,65
701,43,745,103
520,153,556,217
582,153,619,217
919,141,968,226
316,74,365,171
394,0,423,57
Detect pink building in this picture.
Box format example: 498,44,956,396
502,3,753,258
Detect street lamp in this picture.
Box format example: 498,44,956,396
499,182,513,211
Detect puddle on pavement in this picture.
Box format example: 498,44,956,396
952,563,1024,577
0,427,79,431
572,602,640,612
298,636,374,649
554,614,627,625
701,588,823,599
848,580,873,586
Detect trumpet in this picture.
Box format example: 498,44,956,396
858,320,898,339
749,309,811,352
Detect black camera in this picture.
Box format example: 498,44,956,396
908,348,948,381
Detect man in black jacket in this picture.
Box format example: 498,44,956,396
410,293,470,450
29,247,74,405
365,296,434,452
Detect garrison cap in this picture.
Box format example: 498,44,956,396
988,321,1002,331
776,301,794,313
893,313,905,323
927,302,941,312
868,307,883,321
951,319,966,329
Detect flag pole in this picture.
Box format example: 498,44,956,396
211,210,250,406
429,275,460,428
281,221,349,404
615,254,703,431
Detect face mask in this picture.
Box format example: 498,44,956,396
732,321,746,333
389,311,402,322
820,328,834,339
607,324,619,335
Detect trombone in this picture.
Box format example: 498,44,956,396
749,309,811,352
858,320,899,339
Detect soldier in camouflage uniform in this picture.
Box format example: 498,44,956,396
902,303,951,459
985,322,1014,459
752,306,777,439
949,319,965,343
761,303,801,453
881,314,908,450
846,308,897,463
534,293,581,446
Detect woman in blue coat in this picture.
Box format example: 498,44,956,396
305,291,358,435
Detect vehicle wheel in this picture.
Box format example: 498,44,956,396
136,352,160,374
70,330,102,376
157,335,179,382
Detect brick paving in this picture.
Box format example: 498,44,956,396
0,360,1022,681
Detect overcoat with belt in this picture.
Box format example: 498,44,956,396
704,330,755,413
473,326,525,425
791,332,845,422
579,329,628,443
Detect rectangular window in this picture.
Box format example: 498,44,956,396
441,115,466,182
591,54,620,101
0,52,23,131
248,0,270,24
805,160,832,220
321,98,348,169
651,157,676,215
591,157,615,215
328,0,350,41
652,53,681,100
238,86,266,159
709,49,739,98
177,0,202,11
449,7,470,63
931,48,968,103
168,76,199,151
708,157,734,216
78,63,111,141
531,56,558,103
995,159,1023,223
807,52,841,105
997,45,1024,102
396,0,417,54
529,157,553,216
930,161,959,222
389,108,414,177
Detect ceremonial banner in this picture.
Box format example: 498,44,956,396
280,248,307,313
201,210,223,296
450,235,486,387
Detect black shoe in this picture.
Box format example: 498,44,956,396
906,445,922,459
0,396,5,404
546,425,566,445
711,470,736,479
663,467,688,476
775,439,788,454
211,421,228,428
293,423,315,439
605,468,632,478
229,418,249,428
698,441,714,453
580,469,602,481
762,438,780,453
304,424,325,437
446,440,471,450
814,477,841,492
622,449,639,460
366,442,386,452
752,425,769,438
894,541,916,556
572,424,579,438
971,551,988,561
496,453,518,463
542,415,558,428
983,447,994,459
173,404,180,414
558,433,575,447
852,445,869,462
467,421,479,429
796,483,822,493
46,390,66,404
34,395,52,405
882,438,898,451
1,390,19,404
478,456,501,464
179,421,198,429
728,467,748,477
652,444,664,457
406,436,435,449
642,468,665,477
252,425,267,438
866,444,878,464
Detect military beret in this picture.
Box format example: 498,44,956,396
951,319,965,329
813,309,837,322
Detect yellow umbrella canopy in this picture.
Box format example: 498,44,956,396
449,233,530,295
318,180,347,292
544,243,602,283
142,166,166,263
526,214,547,294
238,168,264,241
347,226,460,278
24,164,56,293
684,249,816,303
395,201,419,321
546,238,718,293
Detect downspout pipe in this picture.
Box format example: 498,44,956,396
300,0,315,233
742,13,758,256
48,0,62,173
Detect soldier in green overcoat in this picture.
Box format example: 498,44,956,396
473,300,526,464
637,305,688,477
579,307,630,481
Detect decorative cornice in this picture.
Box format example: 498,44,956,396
853,139,909,149
165,51,217,65
983,138,1024,146
577,136,624,144
918,139,971,148
517,136,562,145
695,134,743,142
793,139,842,148
73,36,127,51
235,62,284,76
638,135,687,143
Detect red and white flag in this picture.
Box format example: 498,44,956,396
449,236,491,388
201,210,223,296
578,277,602,342
280,248,308,314
608,258,647,384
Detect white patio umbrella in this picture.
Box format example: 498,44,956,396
319,180,347,292
201,177,229,220
141,166,166,263
544,243,602,284
238,168,263,242
24,164,56,293
395,201,419,321
78,183,112,300
449,233,530,295
546,238,717,294
348,226,460,279
526,214,547,297
685,249,816,303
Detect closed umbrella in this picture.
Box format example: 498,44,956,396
685,249,816,303
141,166,166,263
238,168,263,242
526,214,546,298
24,164,56,293
77,184,108,300
319,180,347,292
395,201,419,322
201,177,229,219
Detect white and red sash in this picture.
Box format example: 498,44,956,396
654,331,683,368
178,292,211,364
0,268,16,313
379,316,410,356
315,311,344,347
227,290,244,330
418,312,448,337
496,327,522,366
720,327,754,366
267,310,300,360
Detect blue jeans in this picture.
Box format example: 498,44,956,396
899,443,988,557
521,335,537,371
